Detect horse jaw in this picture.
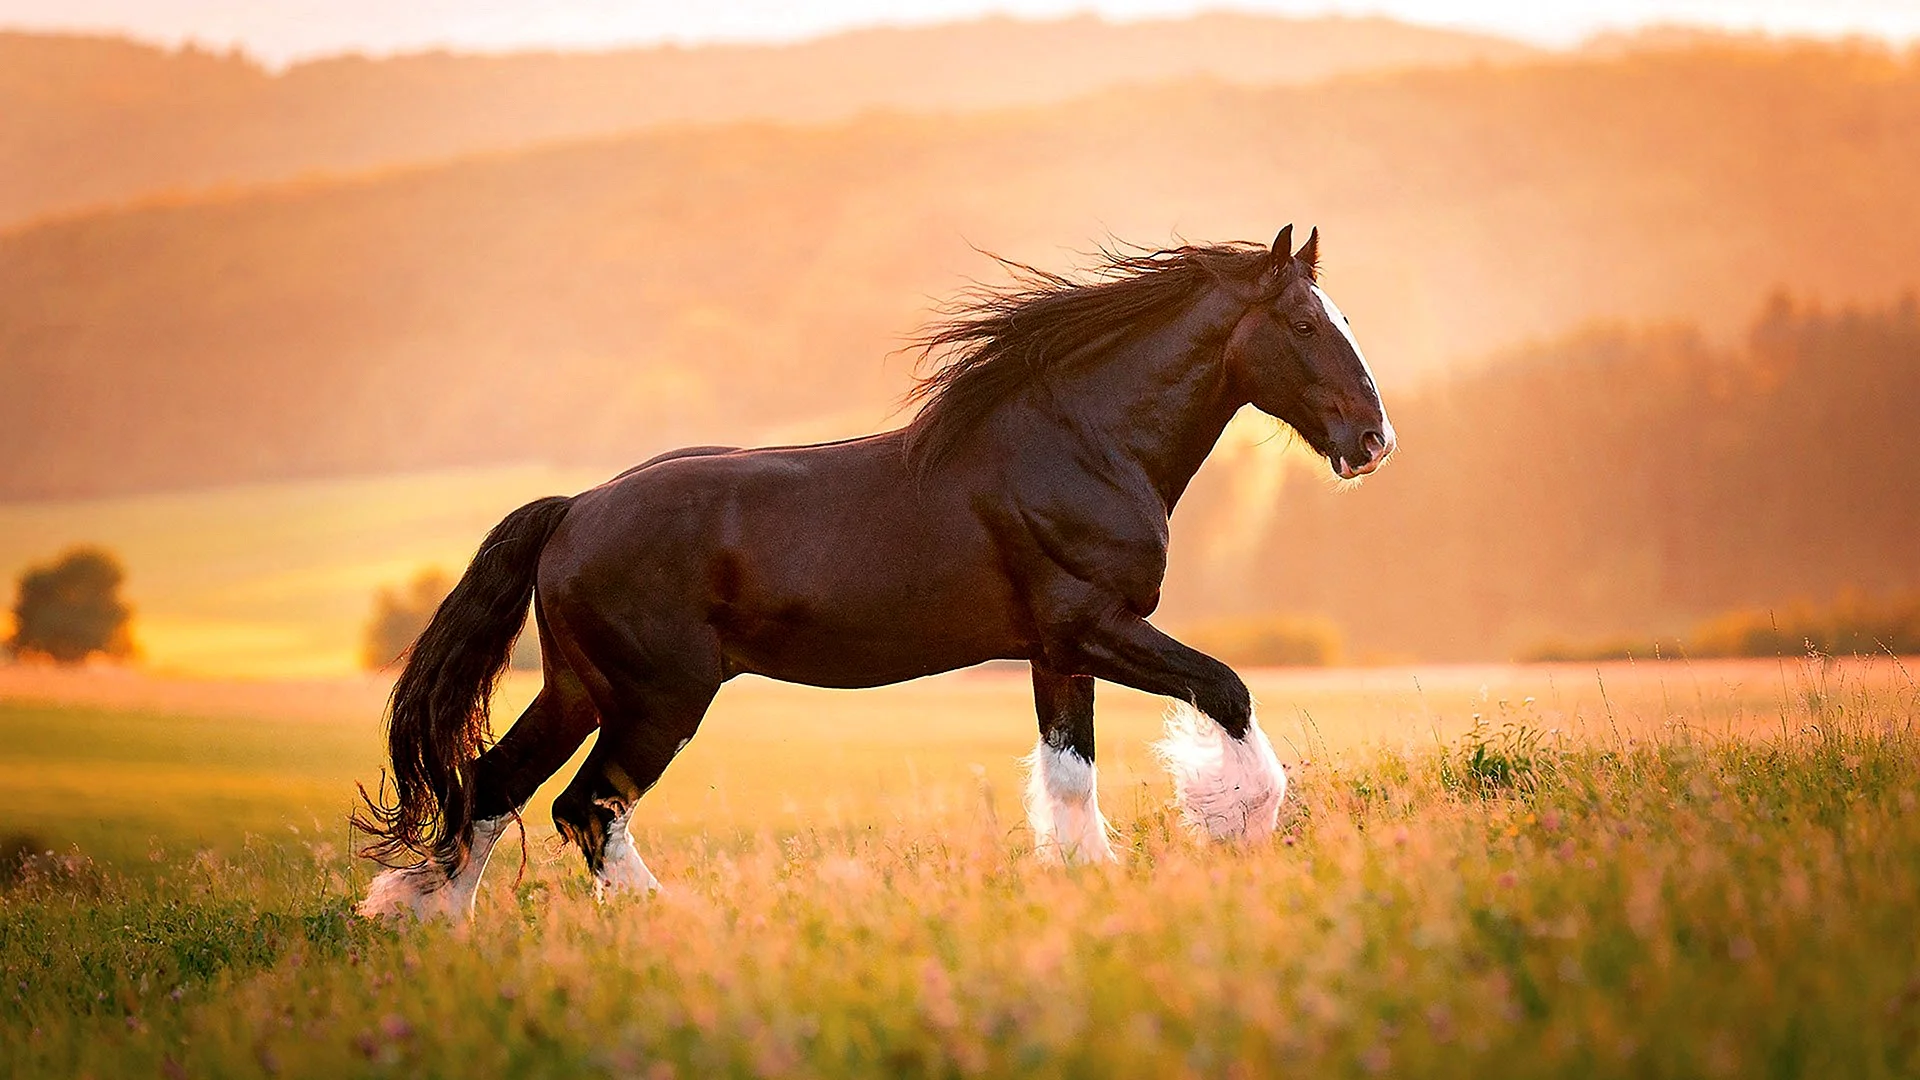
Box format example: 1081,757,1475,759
1023,739,1120,864
356,814,511,921
1152,702,1287,843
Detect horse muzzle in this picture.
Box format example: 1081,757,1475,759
1332,423,1395,480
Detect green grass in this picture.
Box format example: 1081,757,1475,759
0,701,379,868
2,661,1918,1077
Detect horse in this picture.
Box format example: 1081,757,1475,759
355,225,1395,919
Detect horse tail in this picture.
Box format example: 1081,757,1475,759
353,495,574,868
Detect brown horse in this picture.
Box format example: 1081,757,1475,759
356,226,1395,919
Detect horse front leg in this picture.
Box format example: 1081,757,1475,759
1025,665,1119,864
1043,608,1287,844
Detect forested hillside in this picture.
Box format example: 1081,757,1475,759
1221,296,1920,659
0,15,1534,227
2,44,1916,499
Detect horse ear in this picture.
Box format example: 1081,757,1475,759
1270,225,1293,265
1265,225,1295,283
1294,226,1320,282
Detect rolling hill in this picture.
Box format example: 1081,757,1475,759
0,15,1537,228
6,294,1914,674
2,42,1916,500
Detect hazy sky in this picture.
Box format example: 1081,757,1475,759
3,0,1917,65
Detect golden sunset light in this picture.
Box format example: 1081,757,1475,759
4,4,1917,1076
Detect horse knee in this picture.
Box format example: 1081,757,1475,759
1196,675,1253,738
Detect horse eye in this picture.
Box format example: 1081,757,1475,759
1291,321,1315,337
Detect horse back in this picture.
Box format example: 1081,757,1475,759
538,432,1031,686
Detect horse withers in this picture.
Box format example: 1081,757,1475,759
356,225,1395,919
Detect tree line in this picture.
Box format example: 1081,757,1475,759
1238,293,1920,660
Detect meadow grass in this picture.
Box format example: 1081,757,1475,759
2,658,1918,1077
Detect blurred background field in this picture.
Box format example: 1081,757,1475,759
5,15,1920,673
0,466,603,676
2,655,1902,873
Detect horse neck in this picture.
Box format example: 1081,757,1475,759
1056,287,1247,512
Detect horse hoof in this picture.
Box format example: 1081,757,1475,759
358,865,465,922
1152,702,1288,843
593,804,662,900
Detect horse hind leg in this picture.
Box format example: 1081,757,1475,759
551,670,719,899
551,742,662,898
358,819,516,922
358,671,599,921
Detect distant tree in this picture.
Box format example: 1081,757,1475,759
362,568,540,671
1253,293,1920,660
362,569,453,671
6,547,135,665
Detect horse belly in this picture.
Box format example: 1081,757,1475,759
734,635,1016,690
716,545,1028,689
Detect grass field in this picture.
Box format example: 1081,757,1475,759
3,656,1918,1077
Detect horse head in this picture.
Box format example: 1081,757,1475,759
1223,225,1396,480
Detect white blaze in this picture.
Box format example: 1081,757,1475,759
1309,284,1369,369
1309,283,1395,453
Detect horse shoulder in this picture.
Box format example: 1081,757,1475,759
996,441,1171,620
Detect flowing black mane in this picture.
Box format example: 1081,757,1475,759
904,241,1273,474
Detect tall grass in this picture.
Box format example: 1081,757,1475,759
5,662,1917,1077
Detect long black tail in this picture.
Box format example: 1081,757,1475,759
353,495,573,868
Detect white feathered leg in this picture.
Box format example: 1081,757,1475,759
357,814,512,921
1023,739,1120,864
594,801,661,899
1152,702,1287,843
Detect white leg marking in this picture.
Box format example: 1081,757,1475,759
1152,702,1288,843
357,814,511,922
594,801,661,899
1022,738,1119,864
443,814,511,912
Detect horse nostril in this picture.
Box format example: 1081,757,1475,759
1361,430,1386,460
